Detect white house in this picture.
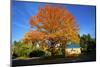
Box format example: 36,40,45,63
65,44,81,57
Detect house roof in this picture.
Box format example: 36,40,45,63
66,44,80,48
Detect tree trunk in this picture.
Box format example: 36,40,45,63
61,44,66,57
50,46,55,56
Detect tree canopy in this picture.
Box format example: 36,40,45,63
28,4,80,45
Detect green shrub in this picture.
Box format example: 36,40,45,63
45,51,51,56
12,53,18,59
12,41,33,58
29,50,45,57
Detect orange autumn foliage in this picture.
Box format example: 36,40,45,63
29,4,80,44
23,30,46,44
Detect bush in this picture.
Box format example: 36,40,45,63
12,53,18,59
29,50,45,57
12,41,33,58
45,51,51,56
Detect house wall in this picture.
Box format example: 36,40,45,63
65,48,81,56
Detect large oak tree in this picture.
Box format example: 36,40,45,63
24,4,80,56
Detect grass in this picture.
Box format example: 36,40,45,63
16,56,29,60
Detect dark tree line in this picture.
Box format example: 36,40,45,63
80,34,96,53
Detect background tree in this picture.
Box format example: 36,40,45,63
12,41,33,59
80,34,96,53
28,4,80,56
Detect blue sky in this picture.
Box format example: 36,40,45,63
12,1,96,41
